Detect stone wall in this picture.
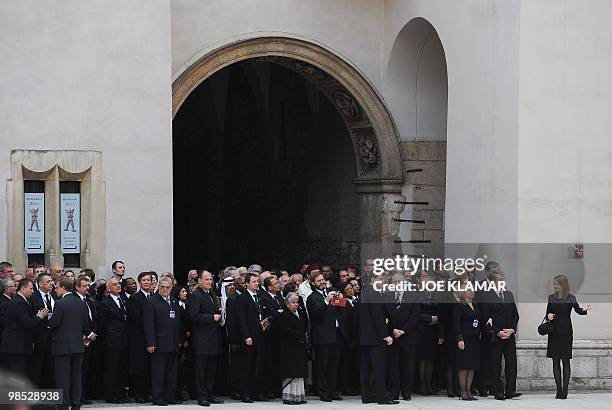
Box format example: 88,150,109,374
517,340,612,391
398,140,446,257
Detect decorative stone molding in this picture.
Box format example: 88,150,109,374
6,150,106,271
172,36,403,181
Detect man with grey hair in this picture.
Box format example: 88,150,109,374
247,264,262,274
223,266,239,280
0,277,16,368
237,267,248,277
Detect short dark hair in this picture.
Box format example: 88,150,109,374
149,271,158,280
263,276,276,291
112,260,124,270
282,282,298,296
17,278,32,292
245,273,258,286
122,277,135,290
197,269,212,280
75,276,91,289
59,277,74,292
137,271,151,283
80,268,96,281
36,273,51,285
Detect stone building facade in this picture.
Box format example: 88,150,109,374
1,0,612,389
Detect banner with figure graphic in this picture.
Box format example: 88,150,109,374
60,193,80,254
24,192,45,254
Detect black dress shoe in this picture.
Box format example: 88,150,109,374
230,394,241,400
479,389,489,397
240,397,253,404
401,394,411,401
320,396,332,402
331,395,343,400
135,397,147,403
505,392,522,399
198,400,211,406
494,394,506,400
377,400,400,405
165,400,180,405
208,398,224,404
153,400,168,406
81,399,92,405
282,400,297,405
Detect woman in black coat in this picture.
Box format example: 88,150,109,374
545,274,591,399
453,289,481,401
277,292,309,405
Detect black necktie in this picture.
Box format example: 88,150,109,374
45,294,53,313
118,297,126,313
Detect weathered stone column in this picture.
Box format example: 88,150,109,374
354,178,405,264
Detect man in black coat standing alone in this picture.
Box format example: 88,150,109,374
49,277,94,410
144,276,184,406
189,270,224,407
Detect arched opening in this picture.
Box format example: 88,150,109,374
173,59,360,274
171,37,404,279
385,18,448,257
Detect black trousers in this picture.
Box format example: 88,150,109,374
105,348,129,400
228,346,242,396
314,337,342,398
9,354,30,380
338,340,359,394
29,338,54,388
490,338,517,395
360,345,389,403
151,352,178,402
387,343,415,397
55,353,83,408
261,336,281,396
477,339,493,391
195,354,218,401
81,344,93,400
239,345,258,398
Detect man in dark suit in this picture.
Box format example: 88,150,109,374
50,277,93,410
359,282,398,405
306,272,343,402
386,285,420,401
224,276,243,400
126,272,153,403
97,277,130,403
144,276,184,406
236,272,264,402
481,270,521,400
0,278,47,377
74,275,98,404
189,270,224,406
258,275,286,399
29,273,56,388
0,277,16,368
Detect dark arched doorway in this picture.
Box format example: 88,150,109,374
173,59,360,276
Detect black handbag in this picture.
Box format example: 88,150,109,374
538,316,554,335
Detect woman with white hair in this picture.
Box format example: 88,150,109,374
277,292,309,405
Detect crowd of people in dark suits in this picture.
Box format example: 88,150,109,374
0,259,591,409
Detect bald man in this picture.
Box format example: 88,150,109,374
97,277,130,403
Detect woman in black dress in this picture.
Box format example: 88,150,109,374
545,274,591,399
453,289,481,401
277,292,309,405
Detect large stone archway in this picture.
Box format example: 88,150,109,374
172,37,405,263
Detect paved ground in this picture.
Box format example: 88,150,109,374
87,392,612,410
